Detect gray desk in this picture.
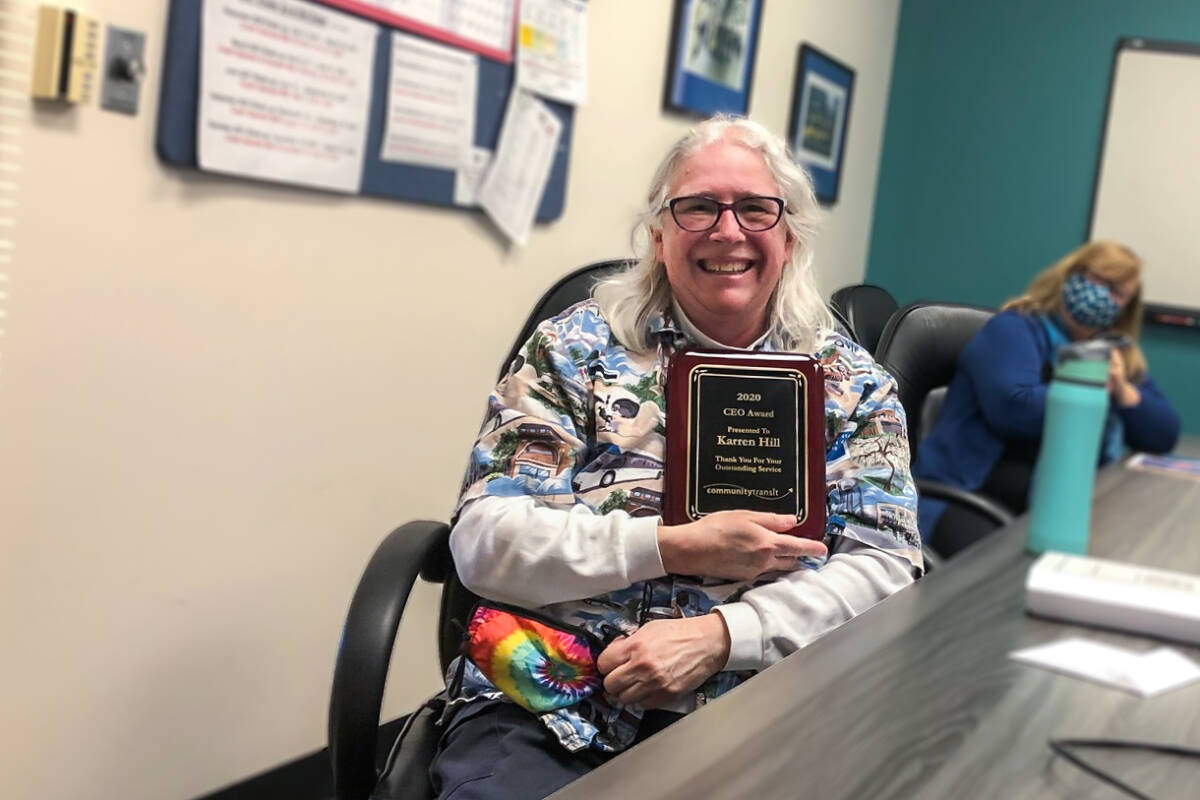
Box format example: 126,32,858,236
552,447,1200,800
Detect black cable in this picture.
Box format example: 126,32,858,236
1048,738,1200,800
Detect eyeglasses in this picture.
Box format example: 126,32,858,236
665,195,786,232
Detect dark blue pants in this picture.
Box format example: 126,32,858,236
428,700,681,800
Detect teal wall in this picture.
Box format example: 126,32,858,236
866,0,1200,434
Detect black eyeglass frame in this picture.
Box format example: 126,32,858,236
664,195,787,233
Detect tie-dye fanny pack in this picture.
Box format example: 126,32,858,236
463,600,609,713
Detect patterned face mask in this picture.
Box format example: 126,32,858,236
1062,271,1122,329
465,602,606,713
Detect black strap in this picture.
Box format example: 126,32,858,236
1049,737,1200,799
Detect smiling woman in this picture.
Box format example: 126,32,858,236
654,143,793,347
416,117,924,800
595,115,833,353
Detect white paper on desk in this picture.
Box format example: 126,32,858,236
1125,452,1200,482
381,31,478,169
1010,637,1200,697
198,0,377,193
477,89,562,246
516,0,588,106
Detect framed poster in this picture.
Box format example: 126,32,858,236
663,0,764,116
788,43,855,205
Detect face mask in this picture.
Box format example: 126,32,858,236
1061,271,1122,329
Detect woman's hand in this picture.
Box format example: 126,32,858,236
596,614,730,708
1108,348,1141,408
657,510,828,581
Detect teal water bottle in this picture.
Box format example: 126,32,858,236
1026,341,1111,555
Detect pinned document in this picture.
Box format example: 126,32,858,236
352,0,517,61
381,31,478,170
453,146,492,207
198,0,377,193
516,0,588,106
477,89,562,246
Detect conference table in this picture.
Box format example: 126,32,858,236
552,441,1200,800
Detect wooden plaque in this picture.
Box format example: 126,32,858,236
664,350,826,539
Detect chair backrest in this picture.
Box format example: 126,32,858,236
874,302,994,458
498,258,635,378
830,284,899,355
504,259,858,365
436,258,635,673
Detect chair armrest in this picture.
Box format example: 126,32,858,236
915,478,1016,528
329,520,451,800
920,545,944,574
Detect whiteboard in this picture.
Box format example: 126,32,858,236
1089,39,1200,327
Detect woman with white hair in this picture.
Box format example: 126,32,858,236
427,116,921,799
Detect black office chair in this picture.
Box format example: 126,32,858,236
830,284,899,356
327,275,941,800
874,302,1018,557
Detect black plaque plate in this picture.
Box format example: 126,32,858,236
665,350,826,539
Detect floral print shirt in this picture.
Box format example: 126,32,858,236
449,299,922,753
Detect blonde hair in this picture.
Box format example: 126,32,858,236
1002,240,1146,380
592,115,833,354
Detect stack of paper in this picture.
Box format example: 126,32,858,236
1025,552,1200,645
1125,452,1200,482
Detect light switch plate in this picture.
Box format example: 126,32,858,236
100,26,145,114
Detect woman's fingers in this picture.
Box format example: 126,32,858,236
603,662,649,704
773,533,828,560
595,636,630,675
743,511,800,532
615,681,651,707
600,652,639,694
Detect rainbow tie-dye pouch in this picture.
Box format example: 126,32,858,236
464,601,606,713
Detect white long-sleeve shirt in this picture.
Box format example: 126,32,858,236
452,494,913,672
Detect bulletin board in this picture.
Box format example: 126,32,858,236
1088,37,1200,329
155,0,575,222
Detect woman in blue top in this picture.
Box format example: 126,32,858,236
914,240,1181,556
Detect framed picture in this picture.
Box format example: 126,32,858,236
663,0,765,116
788,44,855,205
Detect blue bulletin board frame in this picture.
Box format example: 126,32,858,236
787,43,855,206
662,0,764,117
155,0,574,222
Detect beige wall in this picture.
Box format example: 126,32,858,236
0,1,900,797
